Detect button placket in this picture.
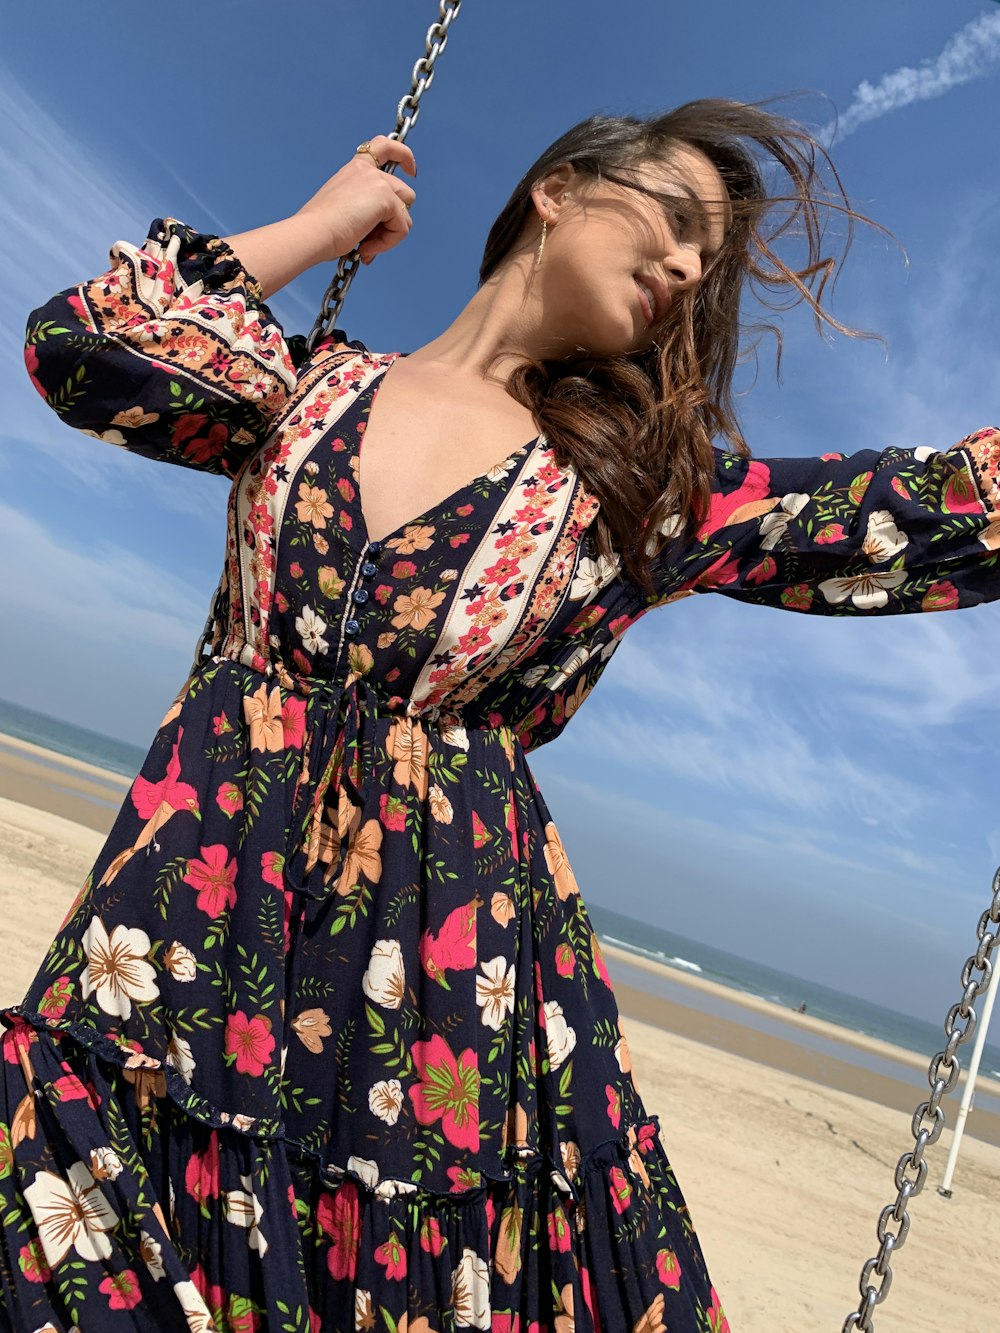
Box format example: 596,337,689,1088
344,541,383,638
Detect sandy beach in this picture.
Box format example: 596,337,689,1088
0,731,997,1331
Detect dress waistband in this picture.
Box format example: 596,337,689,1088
203,645,475,901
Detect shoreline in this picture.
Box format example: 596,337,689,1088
597,938,1000,1095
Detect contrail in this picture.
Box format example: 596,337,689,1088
822,9,1000,143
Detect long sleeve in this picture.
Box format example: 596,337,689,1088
641,426,1000,615
23,217,306,478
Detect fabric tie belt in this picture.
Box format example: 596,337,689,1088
281,671,391,900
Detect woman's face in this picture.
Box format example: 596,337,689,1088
527,144,731,358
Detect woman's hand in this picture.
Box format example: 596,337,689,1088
294,134,418,266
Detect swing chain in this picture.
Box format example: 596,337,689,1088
841,866,1000,1332
304,0,463,356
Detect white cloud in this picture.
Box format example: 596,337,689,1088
822,11,1000,143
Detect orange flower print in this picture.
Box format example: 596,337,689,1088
242,683,284,752
333,817,383,896
290,1008,331,1053
543,821,580,900
386,717,430,800
633,1292,668,1333
390,585,447,631
388,522,436,554
295,481,333,528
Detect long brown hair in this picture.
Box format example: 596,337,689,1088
479,98,886,596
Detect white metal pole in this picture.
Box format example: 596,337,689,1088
937,955,1000,1198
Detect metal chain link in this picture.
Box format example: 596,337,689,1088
841,865,1000,1331
189,0,463,675
304,0,463,355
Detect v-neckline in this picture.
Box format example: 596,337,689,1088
355,353,543,551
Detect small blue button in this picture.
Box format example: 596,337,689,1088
367,541,383,556
352,588,369,604
360,561,378,578
344,619,360,636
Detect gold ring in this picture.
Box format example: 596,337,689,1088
356,141,382,169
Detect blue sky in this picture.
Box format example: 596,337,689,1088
1,1,998,1024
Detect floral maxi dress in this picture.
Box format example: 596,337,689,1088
5,218,1000,1333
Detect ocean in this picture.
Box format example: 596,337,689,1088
2,694,999,1097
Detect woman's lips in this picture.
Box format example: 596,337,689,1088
635,280,655,325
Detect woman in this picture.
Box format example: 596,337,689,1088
3,99,997,1332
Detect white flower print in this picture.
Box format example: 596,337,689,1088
758,492,810,551
818,568,907,610
222,1174,268,1256
88,1147,123,1181
346,1156,379,1191
139,1229,165,1281
163,941,196,982
543,1001,577,1070
172,1280,215,1333
862,509,908,563
80,918,158,1019
452,1245,491,1328
23,1161,119,1267
569,551,621,601
476,956,516,1031
355,1291,375,1332
373,1176,419,1199
913,445,940,462
362,939,405,1009
546,645,596,692
166,1034,196,1084
438,721,469,751
368,1078,404,1126
520,663,549,688
295,604,329,655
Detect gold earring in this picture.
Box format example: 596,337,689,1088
534,194,570,270
535,217,548,270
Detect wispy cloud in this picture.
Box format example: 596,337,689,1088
822,10,1000,143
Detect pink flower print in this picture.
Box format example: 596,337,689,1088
100,1269,142,1310
780,583,814,611
608,1164,633,1214
707,1288,731,1332
185,1133,221,1209
494,1317,521,1333
745,555,777,584
281,694,306,748
227,1295,262,1333
555,944,576,978
374,1231,407,1280
212,710,232,736
922,580,960,612
24,344,46,398
225,1012,275,1076
699,459,774,537
419,1216,445,1256
379,792,407,832
815,522,847,545
392,559,417,579
38,975,73,1019
131,728,199,821
216,781,243,817
317,1182,361,1282
656,1247,682,1290
172,413,227,466
548,1204,572,1252
184,845,238,918
605,1084,622,1129
18,1239,50,1283
419,897,481,990
408,1033,480,1152
260,850,285,889
943,469,982,513
471,810,491,849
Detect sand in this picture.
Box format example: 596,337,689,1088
0,732,997,1331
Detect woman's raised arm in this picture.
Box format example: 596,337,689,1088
643,426,1000,616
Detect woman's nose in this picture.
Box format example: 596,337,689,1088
665,248,702,293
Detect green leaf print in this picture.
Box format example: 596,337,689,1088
154,855,189,921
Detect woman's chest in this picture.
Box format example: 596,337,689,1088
227,349,609,705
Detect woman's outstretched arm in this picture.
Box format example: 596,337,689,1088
642,426,1000,615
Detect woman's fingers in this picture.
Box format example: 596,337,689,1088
360,134,418,178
